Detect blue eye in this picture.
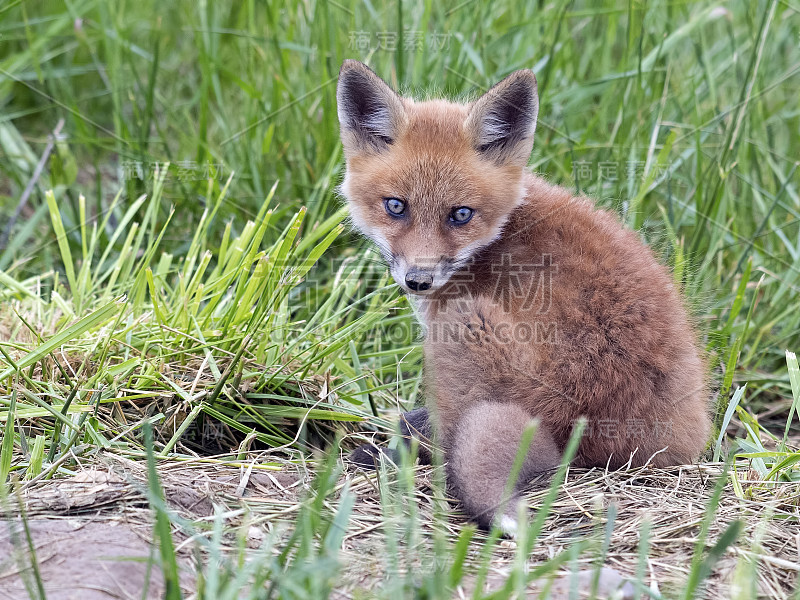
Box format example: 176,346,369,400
450,206,474,224
384,197,406,217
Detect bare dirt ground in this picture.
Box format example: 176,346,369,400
1,519,168,599
2,456,798,599
1,457,300,599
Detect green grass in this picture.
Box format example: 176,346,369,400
1,0,800,597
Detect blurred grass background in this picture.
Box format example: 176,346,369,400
2,0,799,420
1,0,800,597
1,0,799,454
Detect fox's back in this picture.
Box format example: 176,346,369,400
425,173,709,468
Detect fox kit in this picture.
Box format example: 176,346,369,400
337,60,710,533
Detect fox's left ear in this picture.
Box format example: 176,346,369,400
465,70,538,166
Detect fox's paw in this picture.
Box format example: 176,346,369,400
347,443,399,469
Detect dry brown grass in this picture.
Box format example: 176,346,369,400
5,454,799,598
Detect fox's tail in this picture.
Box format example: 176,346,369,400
446,400,561,533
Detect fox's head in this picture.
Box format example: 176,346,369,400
336,59,538,295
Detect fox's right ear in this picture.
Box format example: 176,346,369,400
337,60,406,155
465,70,539,167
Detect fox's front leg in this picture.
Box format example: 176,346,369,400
348,407,433,467
443,400,561,534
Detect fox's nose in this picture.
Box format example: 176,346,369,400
405,269,433,292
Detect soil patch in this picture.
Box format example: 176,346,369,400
0,519,167,600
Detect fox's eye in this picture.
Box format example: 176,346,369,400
384,197,406,217
450,206,474,224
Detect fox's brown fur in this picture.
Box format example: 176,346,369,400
337,60,710,532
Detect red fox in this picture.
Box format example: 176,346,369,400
337,59,710,534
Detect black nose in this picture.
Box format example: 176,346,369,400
405,269,433,291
